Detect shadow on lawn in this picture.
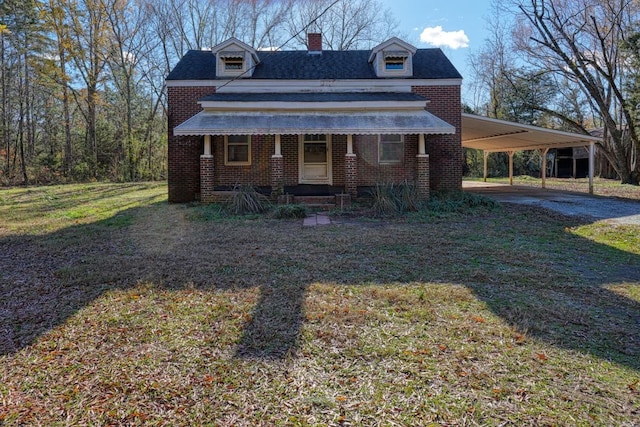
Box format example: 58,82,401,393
1,200,639,371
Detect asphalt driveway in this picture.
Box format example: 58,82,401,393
463,181,640,225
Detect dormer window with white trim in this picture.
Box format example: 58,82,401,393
211,38,259,78
369,37,417,78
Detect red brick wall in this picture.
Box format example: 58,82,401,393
355,134,418,185
412,85,462,191
281,135,299,185
212,134,272,186
167,86,216,202
331,135,346,186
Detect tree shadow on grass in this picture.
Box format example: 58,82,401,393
1,199,639,372
233,206,640,370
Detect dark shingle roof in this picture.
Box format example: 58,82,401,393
166,49,462,81
199,92,428,102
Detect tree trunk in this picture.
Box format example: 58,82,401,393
18,71,28,184
1,29,8,177
61,51,73,176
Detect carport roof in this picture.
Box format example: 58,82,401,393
462,113,601,152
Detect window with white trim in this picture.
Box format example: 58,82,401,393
225,135,251,165
379,134,403,164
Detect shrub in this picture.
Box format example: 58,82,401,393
271,204,308,219
424,191,500,214
225,184,269,215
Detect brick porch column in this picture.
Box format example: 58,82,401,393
271,135,284,197
345,135,357,197
200,135,215,203
417,154,430,200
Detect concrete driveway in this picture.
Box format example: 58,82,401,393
463,181,640,225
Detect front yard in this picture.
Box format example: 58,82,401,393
1,182,639,425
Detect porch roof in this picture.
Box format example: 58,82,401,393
174,110,455,136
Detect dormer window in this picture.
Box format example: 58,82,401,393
212,38,259,78
384,53,408,71
369,38,417,78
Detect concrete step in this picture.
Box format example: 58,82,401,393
294,195,335,205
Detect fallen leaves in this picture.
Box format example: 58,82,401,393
535,352,549,362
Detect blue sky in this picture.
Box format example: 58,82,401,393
379,0,494,102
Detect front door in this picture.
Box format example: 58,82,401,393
299,134,332,184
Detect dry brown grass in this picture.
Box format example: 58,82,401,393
1,182,639,425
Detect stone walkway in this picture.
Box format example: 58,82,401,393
303,213,332,226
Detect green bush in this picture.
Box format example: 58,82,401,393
424,191,500,214
271,204,308,219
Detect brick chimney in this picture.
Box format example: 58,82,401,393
308,33,322,53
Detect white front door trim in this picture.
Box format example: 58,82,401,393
299,134,332,185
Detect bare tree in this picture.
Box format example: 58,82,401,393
68,0,110,176
42,0,74,176
512,0,640,184
287,0,399,50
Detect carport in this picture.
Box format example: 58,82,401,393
462,114,602,194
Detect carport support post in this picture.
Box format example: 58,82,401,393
541,148,549,189
483,151,488,182
508,151,514,186
589,142,595,195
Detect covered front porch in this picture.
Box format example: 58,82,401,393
173,92,456,203
196,132,435,203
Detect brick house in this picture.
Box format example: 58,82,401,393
166,34,462,203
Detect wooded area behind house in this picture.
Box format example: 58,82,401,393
1,0,639,185
0,0,398,185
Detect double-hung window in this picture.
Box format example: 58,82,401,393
379,134,403,164
225,135,251,165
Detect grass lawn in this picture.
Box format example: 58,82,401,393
1,182,639,426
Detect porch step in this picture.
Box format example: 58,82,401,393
294,195,336,208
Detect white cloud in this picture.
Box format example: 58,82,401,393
419,26,469,49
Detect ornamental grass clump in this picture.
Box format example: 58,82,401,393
370,182,400,216
225,184,270,215
370,181,422,216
